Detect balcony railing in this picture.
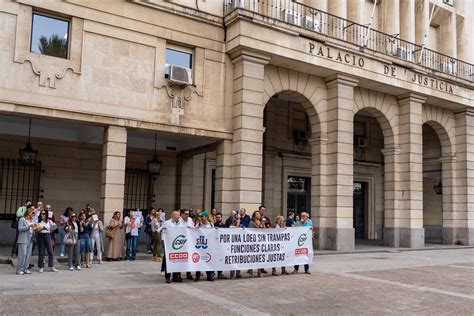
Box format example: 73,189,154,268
224,0,474,83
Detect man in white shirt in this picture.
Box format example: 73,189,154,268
179,209,194,228
195,211,214,282
178,209,195,280
160,210,185,283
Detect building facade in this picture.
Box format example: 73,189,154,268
0,0,473,250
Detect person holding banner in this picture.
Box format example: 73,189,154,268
194,211,215,282
272,215,290,276
293,212,313,274
239,208,250,228
248,210,264,278
159,210,185,283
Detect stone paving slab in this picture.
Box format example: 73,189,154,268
352,265,474,295
0,249,473,315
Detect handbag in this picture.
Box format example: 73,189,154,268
63,231,77,245
105,226,114,239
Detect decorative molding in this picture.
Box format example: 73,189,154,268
160,82,204,110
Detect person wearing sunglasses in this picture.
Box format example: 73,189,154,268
37,210,58,273
65,212,81,271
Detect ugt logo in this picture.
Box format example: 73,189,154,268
195,235,208,249
297,234,307,247
172,235,187,250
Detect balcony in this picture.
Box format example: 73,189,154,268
224,0,474,83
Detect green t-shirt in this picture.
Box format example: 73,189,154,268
16,206,26,219
285,217,295,227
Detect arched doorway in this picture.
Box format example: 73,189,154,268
353,109,386,242
261,91,321,226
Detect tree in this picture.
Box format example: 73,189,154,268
38,34,68,59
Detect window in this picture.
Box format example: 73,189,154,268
30,13,70,59
165,47,192,78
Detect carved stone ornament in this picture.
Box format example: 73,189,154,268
160,82,204,109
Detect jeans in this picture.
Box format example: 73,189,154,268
67,242,81,268
16,241,33,273
294,264,309,272
59,228,66,254
37,233,54,268
126,235,138,260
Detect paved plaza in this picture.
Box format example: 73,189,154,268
0,248,473,315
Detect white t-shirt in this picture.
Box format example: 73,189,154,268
179,217,194,228
38,220,51,234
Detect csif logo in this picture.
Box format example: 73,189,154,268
172,235,187,250
297,234,307,246
195,235,208,249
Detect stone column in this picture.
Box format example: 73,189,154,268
400,0,415,42
305,0,328,11
320,74,358,251
415,0,429,45
452,110,474,245
309,136,327,249
327,0,347,39
439,11,457,57
215,140,234,212
395,94,425,248
439,155,456,244
381,0,400,36
224,50,270,213
381,147,401,247
100,126,127,226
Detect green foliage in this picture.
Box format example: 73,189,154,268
38,34,67,58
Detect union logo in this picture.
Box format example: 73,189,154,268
172,235,187,250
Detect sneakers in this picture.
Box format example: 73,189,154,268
51,267,58,272
76,265,81,271
38,268,43,273
147,250,152,254
69,267,74,271
17,271,24,275
25,270,32,275
59,253,64,257
291,270,298,274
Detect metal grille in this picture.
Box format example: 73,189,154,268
0,158,42,220
123,169,154,214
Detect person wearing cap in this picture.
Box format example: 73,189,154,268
194,211,214,282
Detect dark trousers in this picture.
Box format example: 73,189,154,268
294,264,309,272
67,242,81,268
11,225,19,256
37,233,54,268
162,250,180,280
196,271,214,280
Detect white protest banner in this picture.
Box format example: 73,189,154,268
163,227,313,272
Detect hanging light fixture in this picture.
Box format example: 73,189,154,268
19,118,38,165
147,133,162,175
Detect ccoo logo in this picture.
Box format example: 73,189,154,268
172,235,187,250
297,234,307,246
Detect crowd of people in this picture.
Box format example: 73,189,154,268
11,200,313,282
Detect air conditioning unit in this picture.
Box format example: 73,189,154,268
440,62,455,75
169,65,192,85
396,47,414,62
284,10,300,26
442,0,454,6
303,16,321,32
